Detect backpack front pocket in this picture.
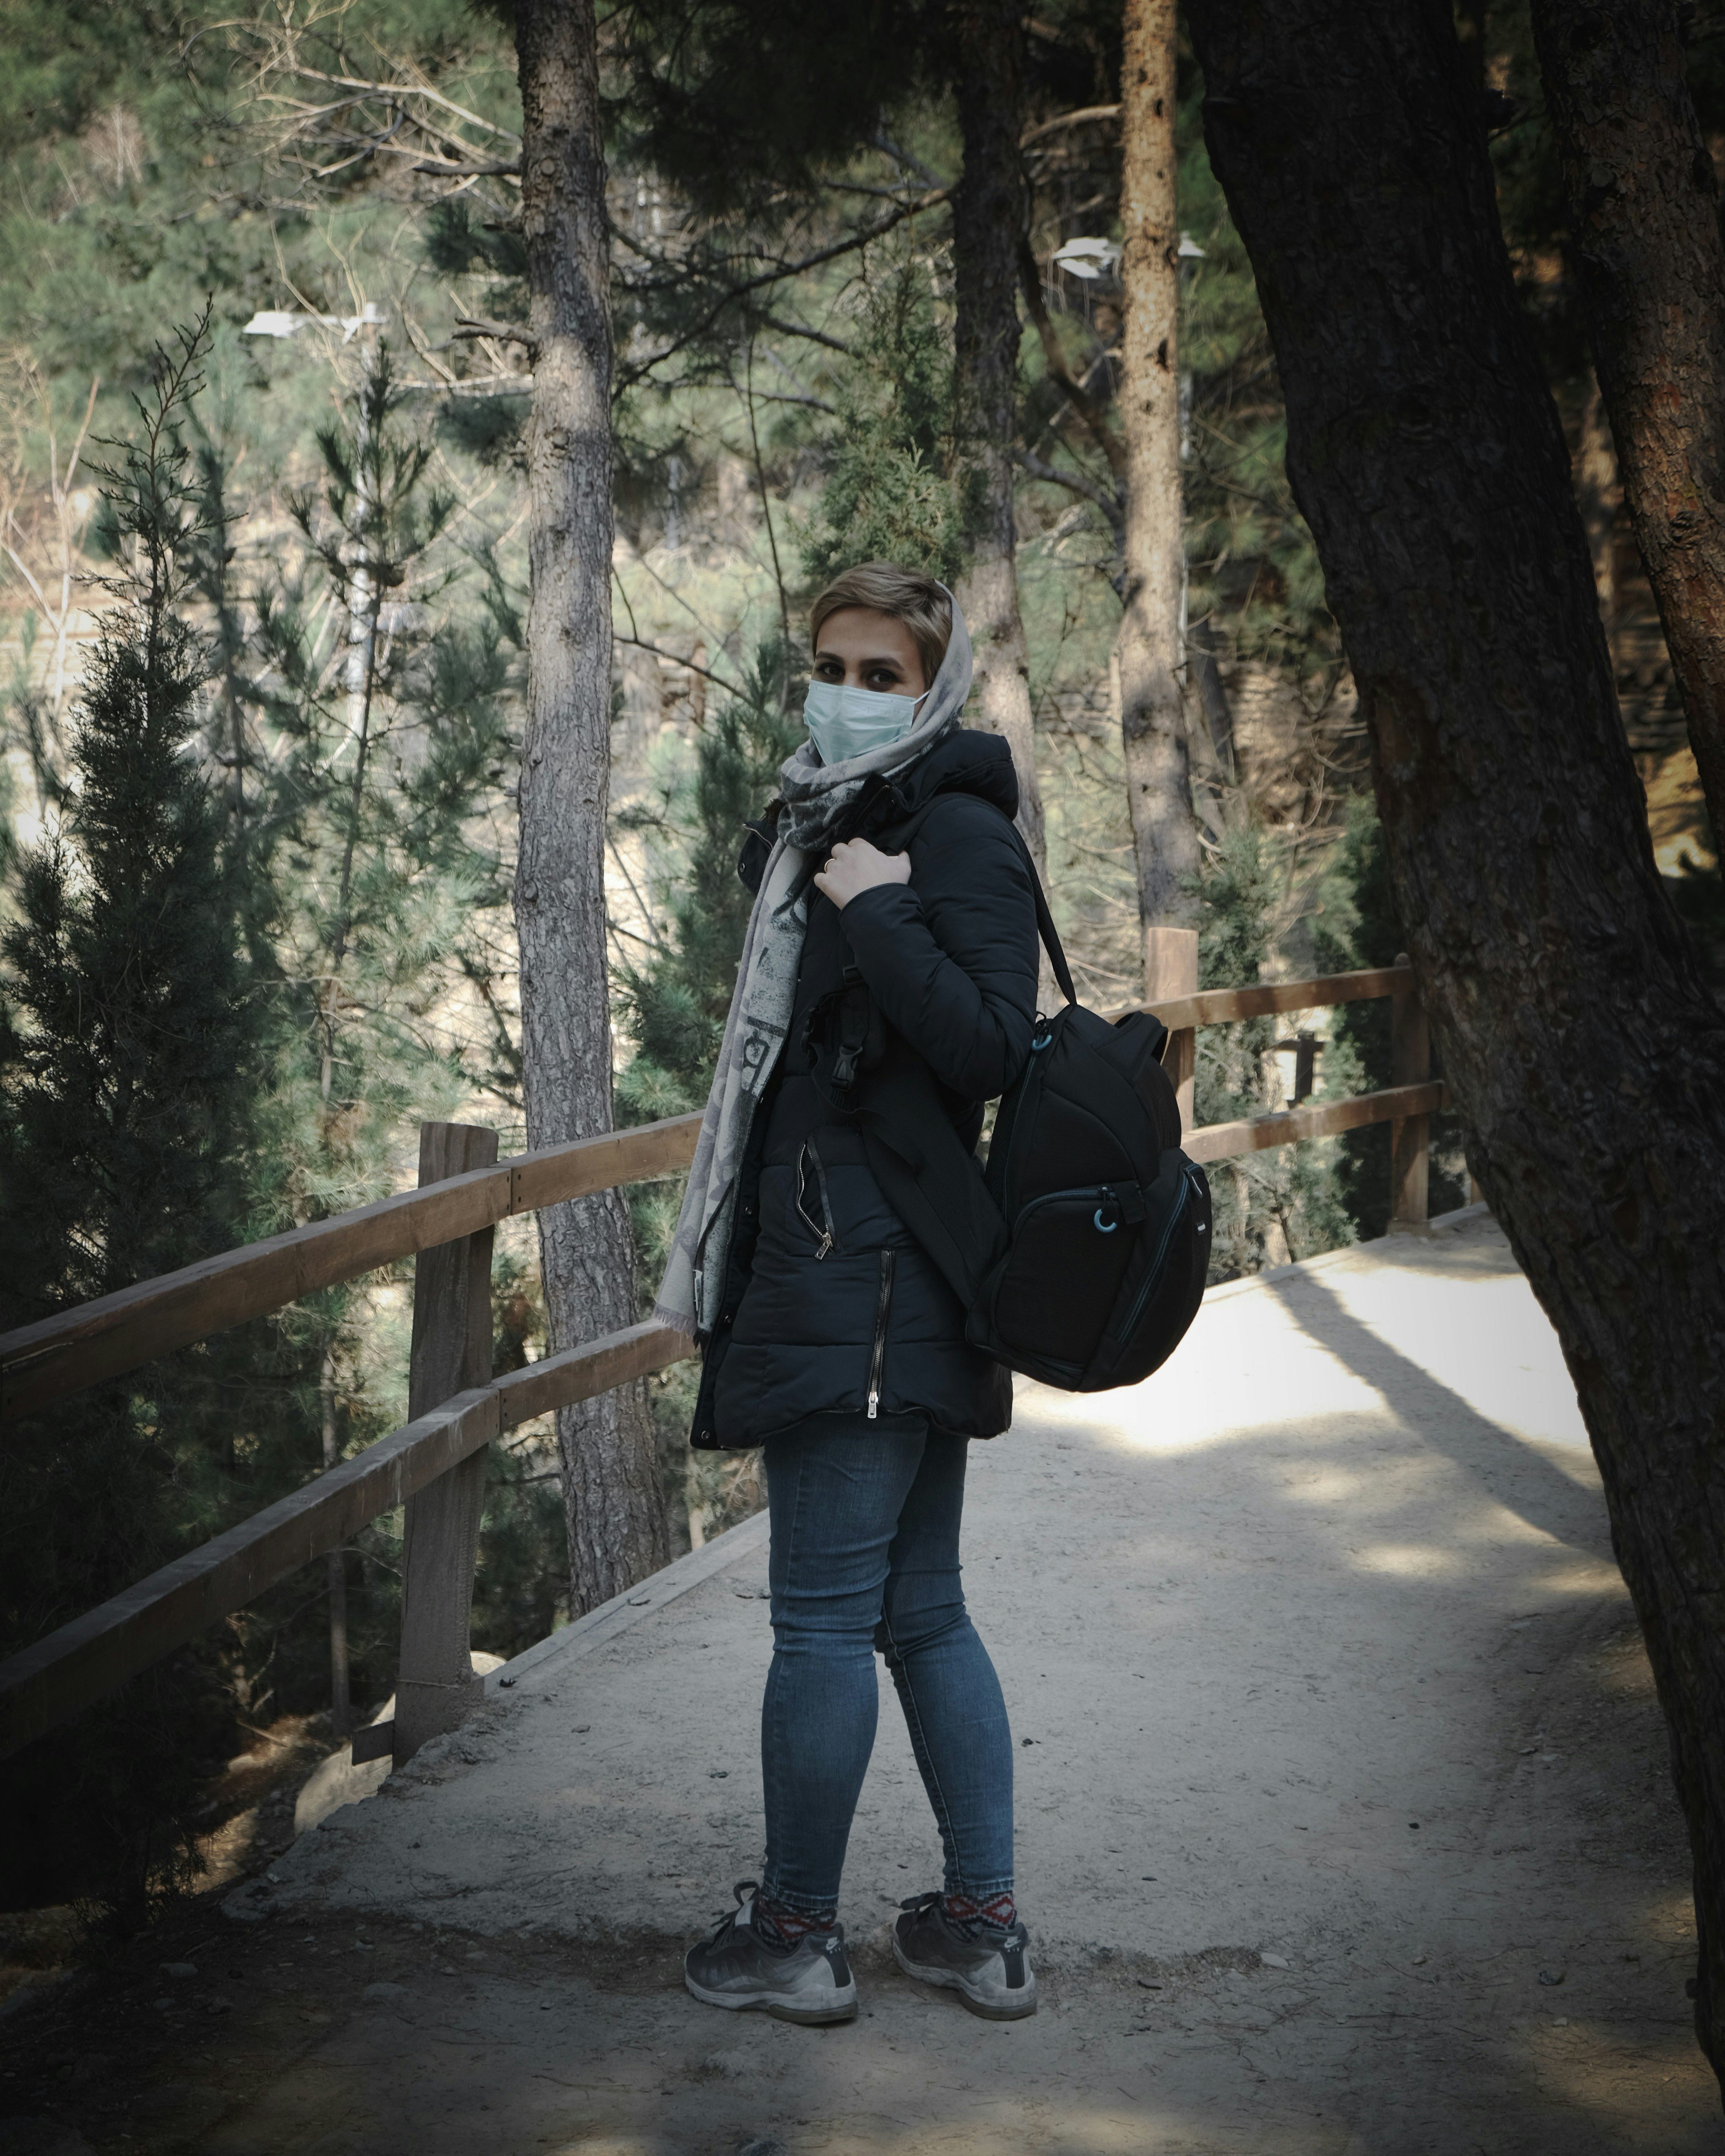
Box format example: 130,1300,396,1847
1088,1158,1211,1389
986,1185,1142,1370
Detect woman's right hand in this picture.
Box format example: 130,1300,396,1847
814,838,913,912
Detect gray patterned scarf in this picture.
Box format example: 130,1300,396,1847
653,591,974,1338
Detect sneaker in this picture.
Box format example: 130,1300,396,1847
892,1892,1039,2021
684,1882,858,2025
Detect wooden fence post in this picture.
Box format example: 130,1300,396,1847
390,1122,498,1769
1389,953,1431,1232
1147,925,1198,1134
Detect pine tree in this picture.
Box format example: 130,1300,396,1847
801,265,979,589
0,313,249,1925
227,340,528,1724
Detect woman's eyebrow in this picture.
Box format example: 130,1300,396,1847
813,647,907,670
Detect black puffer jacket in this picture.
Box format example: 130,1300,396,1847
691,730,1039,1451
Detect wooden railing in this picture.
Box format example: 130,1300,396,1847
0,953,1446,1762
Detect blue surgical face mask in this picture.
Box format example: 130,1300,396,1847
803,678,928,767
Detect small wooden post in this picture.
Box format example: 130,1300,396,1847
1293,1029,1318,1105
1389,952,1430,1233
1147,925,1199,1134
392,1122,498,1770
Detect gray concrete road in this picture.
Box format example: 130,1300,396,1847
15,1210,1718,2155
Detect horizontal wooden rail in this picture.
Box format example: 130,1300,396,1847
0,1318,692,1759
1184,1079,1447,1165
0,1046,1445,1756
1117,962,1412,1037
0,1112,705,1424
0,963,1415,1426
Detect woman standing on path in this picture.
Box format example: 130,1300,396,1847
655,563,1041,2027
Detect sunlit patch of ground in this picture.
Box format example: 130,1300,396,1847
195,1713,334,1894
1642,745,1714,875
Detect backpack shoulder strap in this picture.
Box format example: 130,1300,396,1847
884,792,1078,1009
1020,840,1078,1008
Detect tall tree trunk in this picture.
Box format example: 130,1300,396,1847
1116,0,1202,966
1185,0,1725,2091
1531,0,1725,849
951,0,1047,874
513,0,670,1614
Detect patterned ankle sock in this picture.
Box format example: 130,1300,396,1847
941,1890,1018,1938
753,1891,837,1950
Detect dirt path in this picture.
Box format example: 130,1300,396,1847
2,1212,1719,2154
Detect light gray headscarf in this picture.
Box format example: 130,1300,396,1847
654,590,974,1339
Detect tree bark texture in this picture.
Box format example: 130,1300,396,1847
1117,0,1202,959
513,0,669,1614
1184,0,1725,2087
951,0,1047,874
1531,0,1725,850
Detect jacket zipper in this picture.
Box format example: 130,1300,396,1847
795,1137,841,1260
867,1248,895,1420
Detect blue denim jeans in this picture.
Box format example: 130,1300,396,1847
758,1419,1015,1914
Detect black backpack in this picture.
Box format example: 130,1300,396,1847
846,791,1212,1395
969,862,1212,1391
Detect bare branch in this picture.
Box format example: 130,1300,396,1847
450,317,539,357
613,189,950,393
870,131,948,189
746,389,838,413
408,156,522,178
751,311,853,357
1014,447,1125,532
258,62,521,146
1021,103,1122,148
615,633,745,701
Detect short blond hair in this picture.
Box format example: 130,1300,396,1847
810,562,952,689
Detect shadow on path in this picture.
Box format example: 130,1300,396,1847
1266,1269,1611,1564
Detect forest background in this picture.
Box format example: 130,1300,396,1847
0,0,1720,1928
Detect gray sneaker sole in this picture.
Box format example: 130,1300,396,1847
683,1968,858,2026
891,1932,1039,2021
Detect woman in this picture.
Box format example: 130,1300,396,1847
655,562,1040,2026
